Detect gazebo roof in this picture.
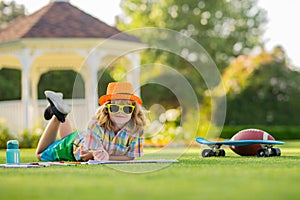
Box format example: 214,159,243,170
0,1,139,43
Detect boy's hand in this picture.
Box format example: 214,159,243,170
93,150,109,161
80,149,109,161
79,150,93,161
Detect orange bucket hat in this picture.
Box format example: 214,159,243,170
98,82,143,105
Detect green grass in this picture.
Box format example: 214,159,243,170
1,141,300,200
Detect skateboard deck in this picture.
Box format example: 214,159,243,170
196,137,284,146
195,137,284,157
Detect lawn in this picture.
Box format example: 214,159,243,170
0,141,300,200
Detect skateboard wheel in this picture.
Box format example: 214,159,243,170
202,149,215,157
218,149,226,157
270,148,281,156
257,148,269,157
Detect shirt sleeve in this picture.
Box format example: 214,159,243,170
126,135,144,158
81,120,105,151
73,120,106,161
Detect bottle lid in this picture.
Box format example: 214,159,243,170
7,140,19,149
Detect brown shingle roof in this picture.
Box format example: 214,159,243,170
0,1,139,43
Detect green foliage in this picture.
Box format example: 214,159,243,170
18,128,41,148
97,69,116,97
0,0,25,29
144,107,182,146
117,0,267,115
0,69,115,100
118,0,266,72
144,105,222,145
0,68,21,100
41,69,115,100
142,81,179,109
0,122,42,149
0,121,14,148
225,50,300,125
38,70,85,99
221,126,300,140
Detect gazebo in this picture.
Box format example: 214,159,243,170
0,0,144,132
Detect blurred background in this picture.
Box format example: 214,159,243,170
0,0,300,148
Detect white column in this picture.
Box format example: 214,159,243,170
126,53,141,97
85,50,104,117
31,72,41,101
22,66,30,129
16,49,36,129
31,72,42,122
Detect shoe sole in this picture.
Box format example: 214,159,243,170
44,91,70,114
47,98,67,123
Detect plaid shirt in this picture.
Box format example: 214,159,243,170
73,119,144,161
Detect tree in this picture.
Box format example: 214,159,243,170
38,70,85,99
116,0,267,109
0,0,25,29
117,0,267,72
225,47,300,125
0,68,21,100
0,1,25,100
38,69,115,100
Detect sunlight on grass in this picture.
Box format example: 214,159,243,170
0,142,300,200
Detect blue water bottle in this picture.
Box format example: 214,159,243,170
6,140,20,164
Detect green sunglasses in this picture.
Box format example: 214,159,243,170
107,104,135,115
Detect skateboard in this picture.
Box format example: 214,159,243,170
195,137,285,157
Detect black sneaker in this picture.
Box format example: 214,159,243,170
44,91,71,123
44,105,53,120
